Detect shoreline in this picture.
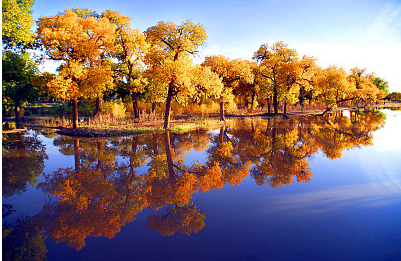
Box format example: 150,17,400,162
3,105,399,138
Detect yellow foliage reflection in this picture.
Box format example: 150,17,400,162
35,110,384,249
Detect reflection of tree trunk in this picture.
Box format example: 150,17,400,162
131,136,138,165
129,136,139,179
164,132,176,180
219,127,224,144
15,104,21,127
95,97,102,116
164,83,174,129
132,92,140,120
219,101,225,121
74,139,80,171
96,141,103,171
152,134,158,155
72,99,78,129
17,132,26,158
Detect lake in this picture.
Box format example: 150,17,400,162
3,109,401,261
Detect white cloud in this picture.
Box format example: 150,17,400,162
297,42,401,92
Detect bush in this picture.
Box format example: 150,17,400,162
101,100,126,118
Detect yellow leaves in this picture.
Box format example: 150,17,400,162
145,20,207,56
36,9,115,101
189,65,223,104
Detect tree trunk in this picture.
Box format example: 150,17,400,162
164,83,174,129
219,101,225,121
267,98,271,114
72,99,78,129
320,107,331,116
74,139,80,171
132,92,140,119
250,91,255,112
152,102,157,116
273,88,278,114
15,104,21,127
95,97,102,116
283,101,287,117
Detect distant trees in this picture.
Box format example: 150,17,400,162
388,92,401,101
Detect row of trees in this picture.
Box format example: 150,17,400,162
3,111,385,256
2,4,394,129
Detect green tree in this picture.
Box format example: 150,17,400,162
2,0,34,49
2,50,40,123
373,77,389,95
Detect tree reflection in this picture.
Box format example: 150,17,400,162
3,205,47,261
147,203,205,236
31,110,385,250
2,131,48,197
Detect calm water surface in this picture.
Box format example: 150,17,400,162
3,109,401,261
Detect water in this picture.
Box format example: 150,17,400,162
3,109,401,261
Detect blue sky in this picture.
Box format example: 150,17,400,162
31,0,401,91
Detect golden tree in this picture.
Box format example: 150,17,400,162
145,21,222,128
348,67,386,108
36,9,115,128
315,65,355,114
202,55,253,120
102,10,149,119
253,41,299,115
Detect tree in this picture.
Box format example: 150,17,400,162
297,56,317,112
2,50,40,123
36,9,115,128
147,203,205,236
103,10,149,119
144,20,209,129
388,92,401,101
202,55,253,120
373,77,389,96
348,67,385,108
2,0,34,49
253,41,298,115
315,65,355,114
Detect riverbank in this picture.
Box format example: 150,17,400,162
54,106,354,137
3,103,400,137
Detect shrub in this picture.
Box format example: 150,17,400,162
101,100,126,118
